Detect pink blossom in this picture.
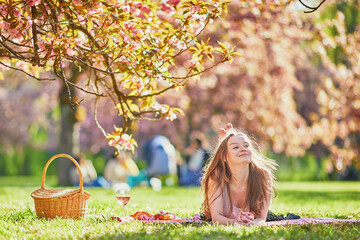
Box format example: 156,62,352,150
121,6,130,13
108,140,117,147
169,36,179,45
7,28,22,39
189,59,199,66
132,1,143,8
0,5,9,16
167,0,180,6
25,20,33,29
132,3,151,19
124,142,133,150
145,70,153,76
73,0,82,5
37,39,46,52
190,6,200,14
175,40,186,50
88,3,103,15
26,0,41,7
75,34,86,45
77,15,86,25
161,0,179,7
119,134,130,144
124,22,142,35
88,9,97,15
66,47,76,57
136,81,144,91
141,5,151,15
13,8,21,18
119,56,130,63
160,3,175,15
1,21,10,32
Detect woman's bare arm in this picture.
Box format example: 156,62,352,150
208,179,238,225
250,191,272,225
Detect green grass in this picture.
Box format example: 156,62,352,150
0,176,359,239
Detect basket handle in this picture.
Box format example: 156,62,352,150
41,153,84,192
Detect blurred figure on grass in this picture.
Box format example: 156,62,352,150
179,137,209,186
70,153,111,188
143,135,177,177
104,151,140,186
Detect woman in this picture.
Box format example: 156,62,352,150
201,123,277,225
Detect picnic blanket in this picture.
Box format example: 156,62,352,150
265,217,360,226
113,211,202,224
113,211,360,226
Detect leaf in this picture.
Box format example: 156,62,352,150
189,47,198,53
87,19,93,32
108,37,114,48
127,102,140,113
214,47,223,53
206,52,214,61
172,107,184,115
217,41,227,50
231,52,242,57
141,97,156,110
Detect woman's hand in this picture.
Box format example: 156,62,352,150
236,211,254,225
219,123,233,139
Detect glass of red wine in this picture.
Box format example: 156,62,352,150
115,184,130,215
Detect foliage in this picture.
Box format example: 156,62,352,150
0,0,243,153
131,0,360,172
309,1,360,171
132,0,314,154
1,0,359,173
0,181,359,239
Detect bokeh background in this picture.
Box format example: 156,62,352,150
0,0,359,184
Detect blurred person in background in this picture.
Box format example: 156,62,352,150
104,151,140,185
179,137,209,186
143,135,177,178
70,153,110,188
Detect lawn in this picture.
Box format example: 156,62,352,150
0,177,359,239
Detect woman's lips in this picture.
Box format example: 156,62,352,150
238,153,249,157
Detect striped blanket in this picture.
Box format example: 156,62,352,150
265,217,360,226
114,211,360,225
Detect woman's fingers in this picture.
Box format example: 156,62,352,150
238,211,254,223
219,123,233,139
219,128,227,139
225,123,233,131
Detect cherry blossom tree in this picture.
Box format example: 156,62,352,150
0,0,241,153
309,1,360,171
0,0,244,184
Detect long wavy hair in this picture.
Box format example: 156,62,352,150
200,128,277,220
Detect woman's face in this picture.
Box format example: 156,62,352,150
226,135,252,165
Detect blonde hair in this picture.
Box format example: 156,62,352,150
200,128,277,219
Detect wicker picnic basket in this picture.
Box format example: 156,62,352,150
31,154,91,219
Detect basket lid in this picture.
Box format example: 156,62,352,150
31,188,91,200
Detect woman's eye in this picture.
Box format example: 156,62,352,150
244,144,249,148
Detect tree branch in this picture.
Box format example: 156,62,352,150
0,61,56,81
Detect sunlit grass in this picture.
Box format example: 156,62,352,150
0,177,359,239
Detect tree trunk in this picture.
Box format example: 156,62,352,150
57,67,81,186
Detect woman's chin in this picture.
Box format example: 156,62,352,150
236,156,251,163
